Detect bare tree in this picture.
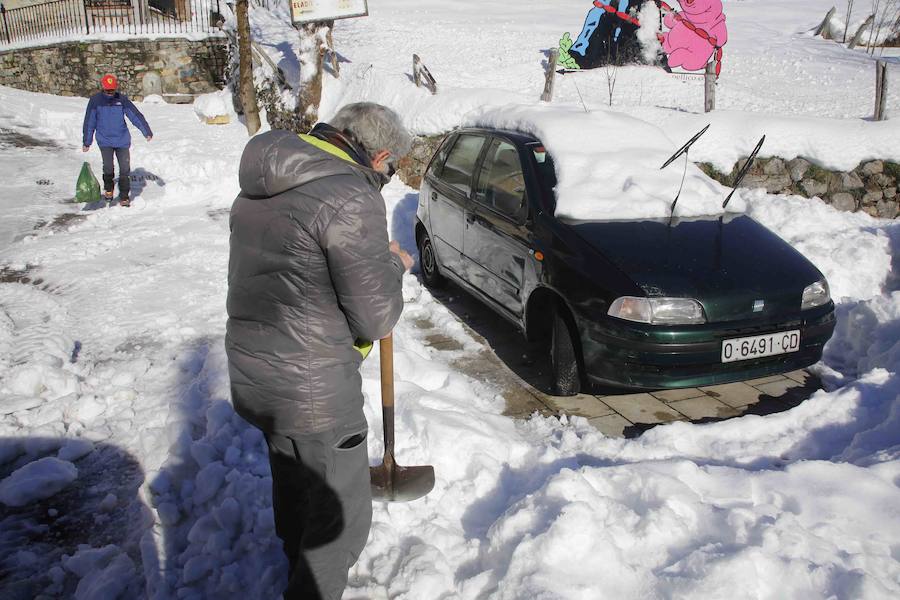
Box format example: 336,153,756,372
844,0,856,43
236,0,261,135
295,22,329,132
605,42,619,107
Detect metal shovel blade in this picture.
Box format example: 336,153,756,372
370,455,435,502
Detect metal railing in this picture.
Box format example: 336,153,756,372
0,0,226,45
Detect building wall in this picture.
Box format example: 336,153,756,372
0,37,228,100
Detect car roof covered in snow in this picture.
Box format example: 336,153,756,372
463,104,735,221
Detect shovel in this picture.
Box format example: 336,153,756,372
369,333,435,502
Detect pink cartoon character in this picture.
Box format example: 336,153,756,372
658,0,728,75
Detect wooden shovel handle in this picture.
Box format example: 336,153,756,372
379,334,395,458
380,334,394,409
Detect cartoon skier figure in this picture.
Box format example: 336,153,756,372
559,0,645,70
659,0,728,74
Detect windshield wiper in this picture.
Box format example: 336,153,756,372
660,124,710,170
661,124,710,218
722,135,766,209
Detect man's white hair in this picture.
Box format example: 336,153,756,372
330,102,412,161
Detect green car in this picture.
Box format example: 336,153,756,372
415,127,835,395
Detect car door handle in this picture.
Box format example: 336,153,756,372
466,213,476,224
431,192,437,201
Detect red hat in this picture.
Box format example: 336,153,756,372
101,74,118,90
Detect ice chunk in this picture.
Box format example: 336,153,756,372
193,461,228,504
0,456,77,507
0,395,43,415
58,438,94,462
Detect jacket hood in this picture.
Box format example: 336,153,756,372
238,129,382,198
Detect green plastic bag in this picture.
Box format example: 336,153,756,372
75,161,101,203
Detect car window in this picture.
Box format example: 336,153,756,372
475,139,527,221
425,134,455,180
530,143,557,213
440,134,485,196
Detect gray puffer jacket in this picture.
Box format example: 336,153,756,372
226,129,405,436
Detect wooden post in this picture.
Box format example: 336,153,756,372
541,48,558,102
875,59,888,121
848,14,874,49
704,62,715,113
814,7,836,39
413,54,437,94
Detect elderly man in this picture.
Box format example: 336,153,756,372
226,103,413,599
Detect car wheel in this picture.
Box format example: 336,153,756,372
551,307,581,396
418,230,445,288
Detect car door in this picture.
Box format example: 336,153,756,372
462,137,531,316
426,133,486,278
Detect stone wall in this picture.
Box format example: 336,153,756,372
0,37,227,100
698,158,900,219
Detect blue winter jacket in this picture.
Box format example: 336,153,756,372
82,92,153,149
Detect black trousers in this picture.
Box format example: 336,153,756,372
99,146,130,199
265,414,372,600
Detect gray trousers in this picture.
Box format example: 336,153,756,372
265,413,372,600
99,146,130,198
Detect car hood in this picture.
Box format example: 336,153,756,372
564,215,826,323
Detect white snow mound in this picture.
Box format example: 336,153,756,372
464,104,735,221
0,456,78,507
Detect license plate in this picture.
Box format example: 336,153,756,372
721,330,801,363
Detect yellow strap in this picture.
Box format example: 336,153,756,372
354,340,373,360
299,133,355,164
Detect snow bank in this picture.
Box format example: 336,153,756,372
466,104,734,220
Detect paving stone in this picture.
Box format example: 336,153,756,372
754,378,804,399
502,388,553,418
784,369,811,384
744,374,788,387
650,388,707,403
698,382,764,409
588,413,632,438
669,396,741,420
544,395,614,419
601,393,684,424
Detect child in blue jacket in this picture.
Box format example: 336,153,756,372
82,73,153,207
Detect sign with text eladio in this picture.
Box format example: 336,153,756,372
290,0,369,24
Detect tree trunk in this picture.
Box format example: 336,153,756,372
236,0,261,135
296,22,328,132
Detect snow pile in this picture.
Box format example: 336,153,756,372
0,456,77,507
193,89,236,121
466,104,734,220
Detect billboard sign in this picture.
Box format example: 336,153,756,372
290,0,369,24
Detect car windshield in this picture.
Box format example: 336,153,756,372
529,143,557,213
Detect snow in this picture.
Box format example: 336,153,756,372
0,456,78,507
193,90,236,121
465,104,734,220
1,0,900,598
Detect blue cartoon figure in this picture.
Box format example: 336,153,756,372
559,0,648,70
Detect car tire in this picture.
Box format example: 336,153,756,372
551,307,581,396
418,230,446,288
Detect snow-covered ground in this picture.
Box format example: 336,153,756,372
2,1,900,598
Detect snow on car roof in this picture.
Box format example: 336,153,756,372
464,104,737,221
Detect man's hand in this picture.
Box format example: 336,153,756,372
146,136,153,142
389,240,414,272
82,146,89,153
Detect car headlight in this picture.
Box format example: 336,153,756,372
801,279,830,310
608,296,707,325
